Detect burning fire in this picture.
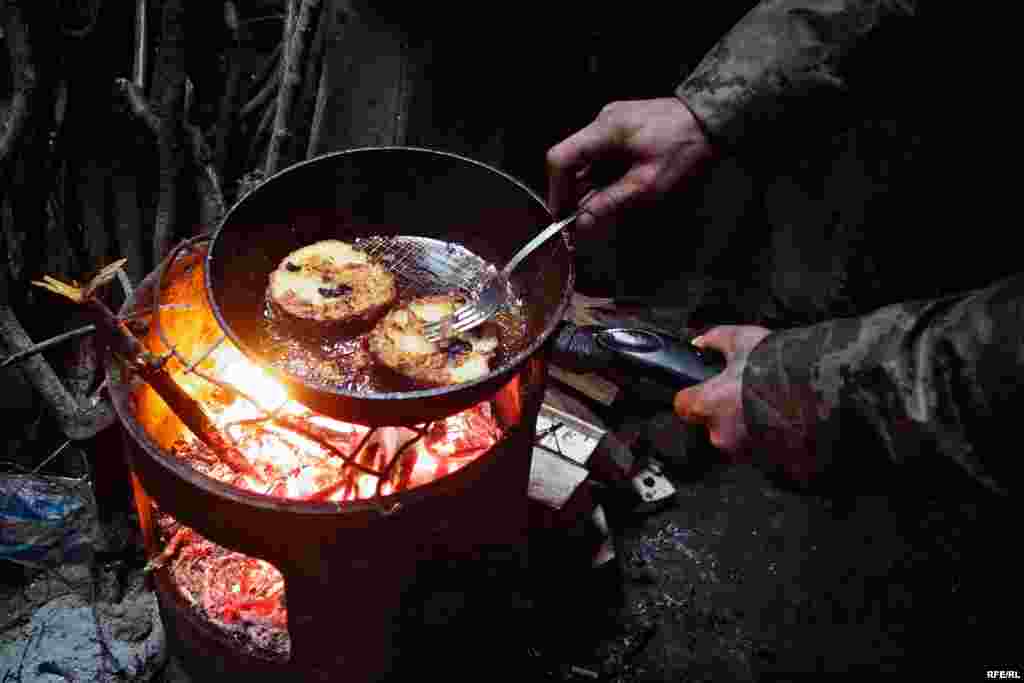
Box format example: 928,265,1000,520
169,341,502,503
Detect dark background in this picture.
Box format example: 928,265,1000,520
2,1,1018,679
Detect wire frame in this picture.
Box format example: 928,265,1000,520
147,235,429,493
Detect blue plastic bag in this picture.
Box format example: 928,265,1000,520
0,470,97,568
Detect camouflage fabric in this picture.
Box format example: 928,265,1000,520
675,0,920,148
666,0,1022,496
743,273,1023,495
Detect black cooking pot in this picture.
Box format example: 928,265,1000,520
206,147,575,427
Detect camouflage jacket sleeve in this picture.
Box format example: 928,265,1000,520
742,273,1024,496
675,0,919,147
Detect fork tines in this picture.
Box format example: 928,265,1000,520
423,308,486,343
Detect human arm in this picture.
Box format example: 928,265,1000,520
547,1,920,228
677,273,1024,496
676,0,920,148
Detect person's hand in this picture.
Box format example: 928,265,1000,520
674,325,771,457
546,97,715,231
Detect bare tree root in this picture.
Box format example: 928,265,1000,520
264,0,322,177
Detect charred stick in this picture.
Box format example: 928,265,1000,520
273,415,381,477
175,439,219,466
94,299,262,482
145,525,194,572
93,298,261,482
0,0,37,164
264,0,322,177
305,477,348,502
31,267,264,483
395,445,418,492
376,428,427,496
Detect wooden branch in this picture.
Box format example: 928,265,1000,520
31,273,264,483
116,78,161,136
262,0,296,176
150,0,187,266
305,53,329,159
295,0,328,158
0,323,95,369
133,0,148,89
150,0,187,118
116,0,195,266
250,41,283,94
247,99,276,165
0,0,37,164
1,302,196,370
240,67,281,118
186,117,226,232
0,306,115,441
264,0,321,177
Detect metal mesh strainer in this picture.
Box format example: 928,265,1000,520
354,235,509,303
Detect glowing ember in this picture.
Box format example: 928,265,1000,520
157,518,291,659
155,336,503,649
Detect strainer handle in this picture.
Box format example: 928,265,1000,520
501,209,582,275
503,189,600,275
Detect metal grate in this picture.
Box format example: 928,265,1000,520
354,235,498,300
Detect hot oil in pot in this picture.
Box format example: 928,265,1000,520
258,293,529,394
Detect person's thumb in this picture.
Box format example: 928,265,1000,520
575,168,653,230
691,325,741,357
673,385,703,424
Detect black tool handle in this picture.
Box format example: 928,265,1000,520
549,322,726,395
594,328,725,388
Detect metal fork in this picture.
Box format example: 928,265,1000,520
422,206,585,342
